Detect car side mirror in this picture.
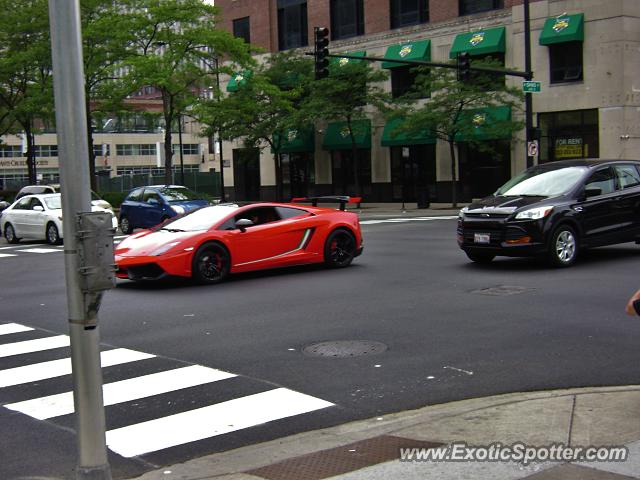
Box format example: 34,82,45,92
235,218,254,232
33,205,44,212
584,187,602,199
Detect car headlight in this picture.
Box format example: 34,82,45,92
515,206,553,220
150,241,181,256
172,205,185,215
458,207,468,219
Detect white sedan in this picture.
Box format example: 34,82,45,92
0,193,118,245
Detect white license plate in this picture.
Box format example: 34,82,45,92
474,233,490,244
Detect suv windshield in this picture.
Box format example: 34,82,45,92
495,166,587,197
159,187,202,202
161,205,238,231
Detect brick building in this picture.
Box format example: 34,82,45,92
213,0,640,204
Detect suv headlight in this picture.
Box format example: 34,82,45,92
172,205,185,215
458,207,468,219
515,206,553,220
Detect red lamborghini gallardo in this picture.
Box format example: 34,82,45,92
114,197,363,284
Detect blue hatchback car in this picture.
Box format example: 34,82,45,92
118,185,209,234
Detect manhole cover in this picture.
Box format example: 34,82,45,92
303,340,388,358
471,285,534,296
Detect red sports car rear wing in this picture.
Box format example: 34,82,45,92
291,196,362,211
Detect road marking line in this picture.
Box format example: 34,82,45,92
5,365,238,420
0,253,17,258
105,388,334,457
360,216,458,225
0,323,34,336
0,335,70,358
15,248,61,254
0,348,155,388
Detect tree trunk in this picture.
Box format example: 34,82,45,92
448,139,458,208
164,124,173,185
274,151,282,202
24,124,36,184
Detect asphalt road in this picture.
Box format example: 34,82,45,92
1,218,640,479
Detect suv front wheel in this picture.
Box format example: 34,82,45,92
548,225,578,267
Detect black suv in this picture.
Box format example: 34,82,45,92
457,159,640,267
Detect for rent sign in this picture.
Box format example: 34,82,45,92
555,138,585,159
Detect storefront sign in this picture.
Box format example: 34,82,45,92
0,159,51,168
555,138,585,159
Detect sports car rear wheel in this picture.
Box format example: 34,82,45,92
324,229,356,268
192,242,230,284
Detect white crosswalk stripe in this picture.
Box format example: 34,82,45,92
106,388,334,458
15,248,62,254
0,348,154,388
0,253,17,258
0,335,70,358
0,323,334,459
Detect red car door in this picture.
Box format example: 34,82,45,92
226,206,312,270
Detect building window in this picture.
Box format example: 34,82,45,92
390,0,428,29
172,144,200,155
391,67,429,99
538,109,599,163
34,145,58,157
549,41,583,84
116,144,157,156
277,0,308,50
331,0,364,40
0,146,22,157
233,16,251,44
93,144,111,157
459,0,503,16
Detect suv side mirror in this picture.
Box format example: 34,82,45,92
33,205,44,212
235,218,254,232
584,187,602,199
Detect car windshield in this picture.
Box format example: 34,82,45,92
162,205,238,231
495,166,587,197
43,196,61,209
159,187,202,202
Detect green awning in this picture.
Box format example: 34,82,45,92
381,118,436,146
382,40,431,69
323,120,371,150
449,27,506,58
539,14,584,45
273,128,315,154
226,70,252,92
330,51,367,66
455,106,512,141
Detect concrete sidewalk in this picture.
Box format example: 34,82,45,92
131,385,640,480
344,202,463,218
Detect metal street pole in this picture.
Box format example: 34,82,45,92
48,2,113,479
178,114,185,185
524,0,534,168
214,57,225,201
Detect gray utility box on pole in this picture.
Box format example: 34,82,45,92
77,212,116,295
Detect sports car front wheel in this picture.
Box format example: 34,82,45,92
192,242,230,284
324,229,357,268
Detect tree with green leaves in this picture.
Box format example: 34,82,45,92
0,0,53,183
121,0,253,184
81,0,141,190
390,61,524,207
299,57,389,199
195,51,314,201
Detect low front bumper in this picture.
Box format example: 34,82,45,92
457,218,548,257
115,250,192,280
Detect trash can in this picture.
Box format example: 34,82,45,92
416,189,430,209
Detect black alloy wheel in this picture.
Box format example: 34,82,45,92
324,229,357,268
46,222,61,245
192,242,230,284
4,223,19,244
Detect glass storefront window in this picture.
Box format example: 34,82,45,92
538,109,599,163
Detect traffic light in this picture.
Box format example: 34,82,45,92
457,52,471,82
314,27,330,80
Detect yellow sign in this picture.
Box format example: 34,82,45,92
472,113,486,127
470,32,485,46
340,127,351,138
339,57,350,66
553,18,570,33
399,45,413,57
555,138,585,159
287,130,298,142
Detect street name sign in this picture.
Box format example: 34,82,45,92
522,81,541,93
